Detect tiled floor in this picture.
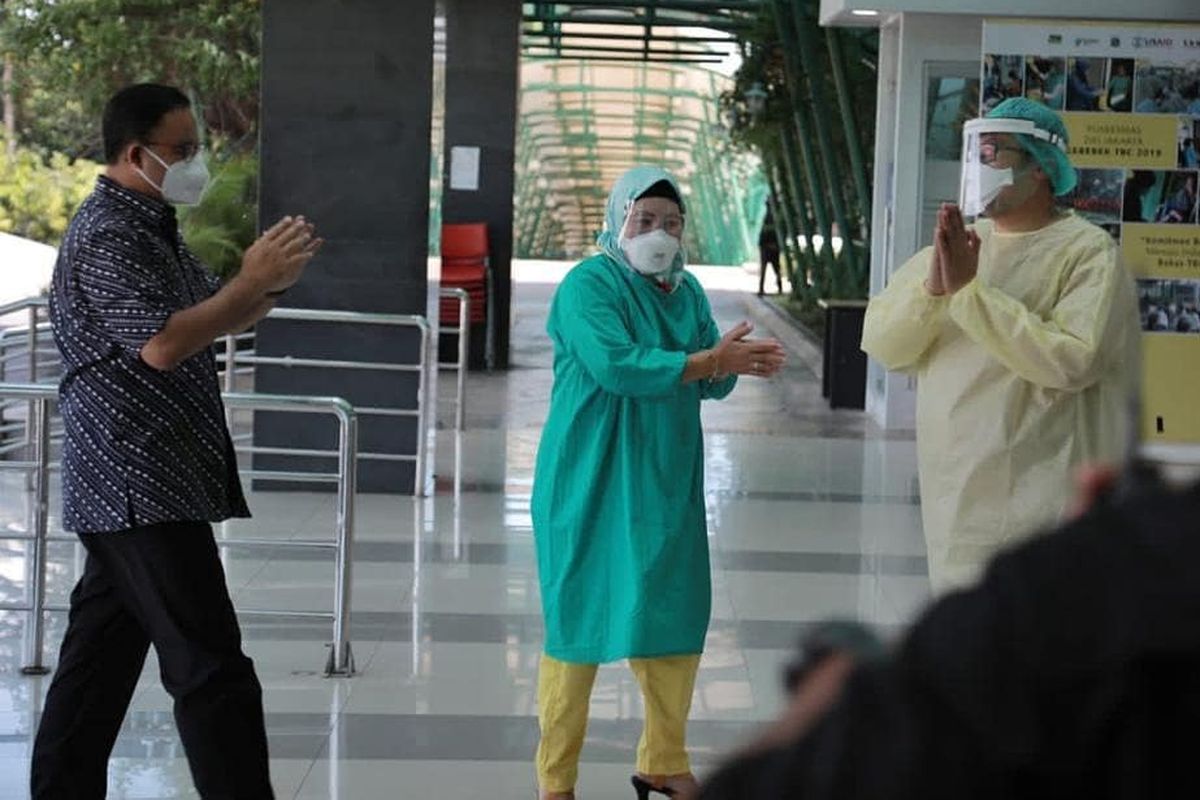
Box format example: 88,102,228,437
0,263,930,798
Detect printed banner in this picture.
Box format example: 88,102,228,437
1061,113,1178,170
983,19,1200,444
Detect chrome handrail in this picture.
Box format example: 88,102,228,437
0,296,48,318
0,299,52,462
438,287,470,431
223,392,358,677
0,295,435,497
0,384,359,677
221,306,431,496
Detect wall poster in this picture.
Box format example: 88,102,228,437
983,19,1200,444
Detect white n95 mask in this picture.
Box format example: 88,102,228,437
620,228,680,277
139,147,211,206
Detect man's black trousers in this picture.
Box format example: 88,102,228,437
31,521,273,799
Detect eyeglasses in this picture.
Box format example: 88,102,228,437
144,141,202,161
629,211,685,236
978,142,1024,166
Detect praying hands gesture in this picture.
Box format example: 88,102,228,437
926,203,981,296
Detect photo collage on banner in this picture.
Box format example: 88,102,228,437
983,20,1200,443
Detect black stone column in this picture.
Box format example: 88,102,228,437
441,0,521,370
255,0,436,493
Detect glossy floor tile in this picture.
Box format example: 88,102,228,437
0,264,931,798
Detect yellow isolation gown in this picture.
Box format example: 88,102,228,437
862,213,1139,592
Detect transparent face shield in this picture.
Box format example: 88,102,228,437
959,117,1065,217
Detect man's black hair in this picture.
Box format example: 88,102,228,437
102,84,191,164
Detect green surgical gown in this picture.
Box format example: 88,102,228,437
532,253,736,664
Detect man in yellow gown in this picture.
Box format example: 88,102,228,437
862,98,1139,593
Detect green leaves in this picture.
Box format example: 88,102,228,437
722,0,878,302
179,151,257,279
0,138,257,281
0,140,100,244
1,0,260,159
0,0,261,269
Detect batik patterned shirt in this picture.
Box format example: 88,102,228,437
49,176,249,533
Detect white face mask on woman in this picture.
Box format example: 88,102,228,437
137,146,211,206
620,228,681,277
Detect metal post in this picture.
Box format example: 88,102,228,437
27,305,39,384
413,319,431,497
436,288,469,431
452,431,463,560
327,400,357,677
456,292,469,431
1,336,7,448
21,396,51,675
24,306,38,471
259,308,433,496
222,333,238,436
223,333,238,394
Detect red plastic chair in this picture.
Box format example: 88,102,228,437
440,223,492,368
441,223,488,263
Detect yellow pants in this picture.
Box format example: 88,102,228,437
535,652,701,792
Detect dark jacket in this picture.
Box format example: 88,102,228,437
700,480,1200,799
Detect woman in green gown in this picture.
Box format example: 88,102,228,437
532,166,786,799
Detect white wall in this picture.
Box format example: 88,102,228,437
864,13,982,430
864,19,902,428
821,0,1200,25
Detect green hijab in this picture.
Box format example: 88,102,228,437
596,165,688,291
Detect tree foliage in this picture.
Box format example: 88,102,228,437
0,138,99,242
179,153,256,279
718,0,878,301
1,0,260,159
0,2,261,265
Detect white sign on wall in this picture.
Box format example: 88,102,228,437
449,145,481,191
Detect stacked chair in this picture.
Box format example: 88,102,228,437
439,222,493,369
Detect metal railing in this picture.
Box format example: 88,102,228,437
0,300,453,482
0,383,360,677
438,287,470,431
0,298,57,458
0,384,53,676
222,307,431,496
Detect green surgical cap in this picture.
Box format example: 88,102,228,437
986,97,1078,196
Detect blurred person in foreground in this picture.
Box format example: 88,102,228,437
695,461,1200,799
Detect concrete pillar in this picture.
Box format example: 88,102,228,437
441,0,521,369
255,0,436,493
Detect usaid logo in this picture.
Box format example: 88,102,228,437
1133,35,1174,49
